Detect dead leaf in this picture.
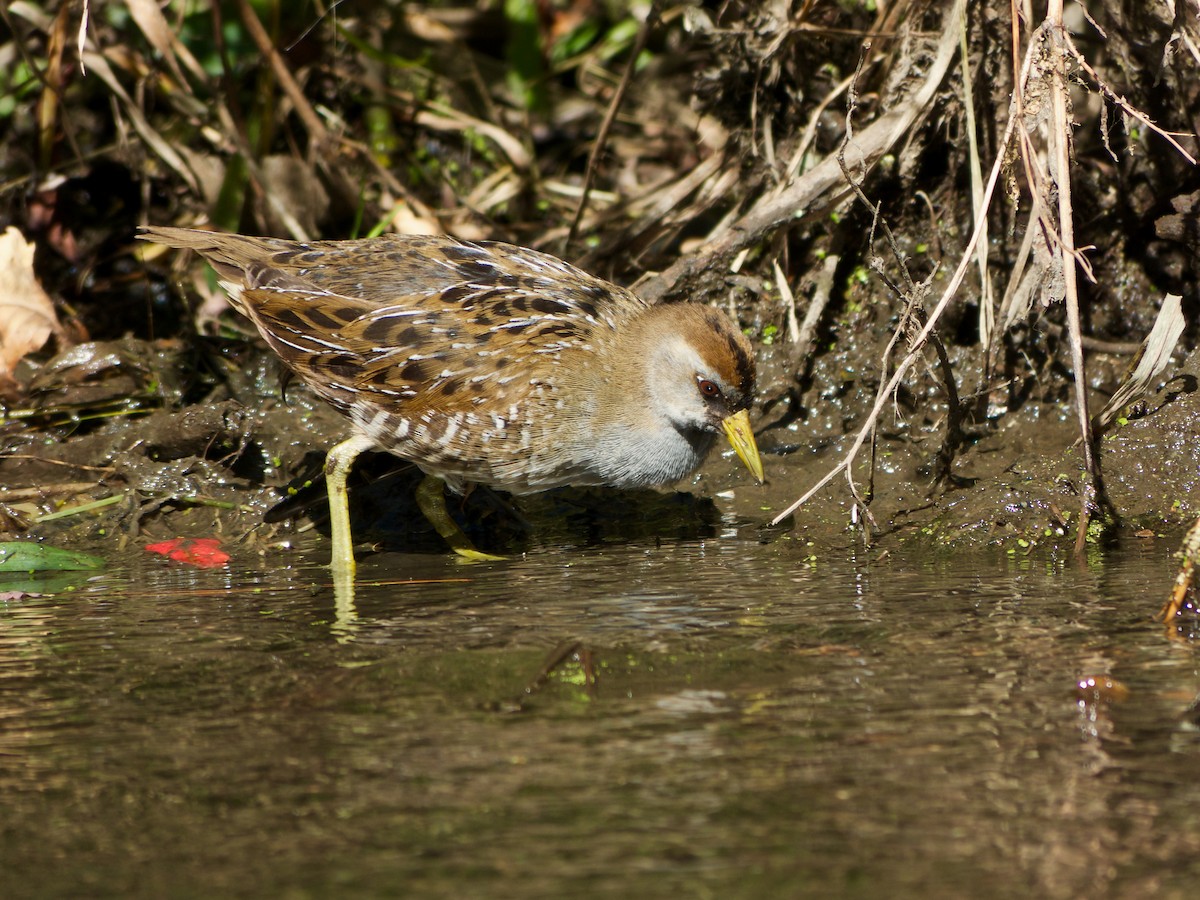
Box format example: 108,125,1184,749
125,0,209,86
0,227,66,395
1094,293,1186,431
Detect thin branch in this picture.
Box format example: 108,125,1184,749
1046,0,1100,553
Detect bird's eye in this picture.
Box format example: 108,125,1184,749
697,378,722,399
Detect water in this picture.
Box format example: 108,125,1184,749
3,535,1200,898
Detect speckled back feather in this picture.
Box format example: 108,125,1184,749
140,227,665,491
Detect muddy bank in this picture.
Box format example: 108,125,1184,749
3,328,1197,566
3,2,1200,565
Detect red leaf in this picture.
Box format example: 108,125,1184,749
145,537,230,568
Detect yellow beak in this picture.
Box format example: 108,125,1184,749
721,408,764,483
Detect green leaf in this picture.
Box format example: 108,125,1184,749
505,0,548,111
0,542,106,573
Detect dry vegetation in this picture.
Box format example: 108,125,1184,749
2,0,1200,557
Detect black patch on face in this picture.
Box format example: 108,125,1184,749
725,333,754,391
701,311,754,393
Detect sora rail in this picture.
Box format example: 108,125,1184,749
139,227,763,577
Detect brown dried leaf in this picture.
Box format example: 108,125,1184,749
1094,293,1187,431
261,155,330,237
0,228,64,390
125,0,208,85
125,0,176,60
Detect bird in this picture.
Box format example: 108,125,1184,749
138,226,763,581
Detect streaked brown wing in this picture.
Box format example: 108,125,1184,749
243,234,638,325
237,237,641,418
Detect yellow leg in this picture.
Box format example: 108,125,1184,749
324,433,376,592
415,474,504,561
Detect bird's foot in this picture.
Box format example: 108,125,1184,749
416,474,504,561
